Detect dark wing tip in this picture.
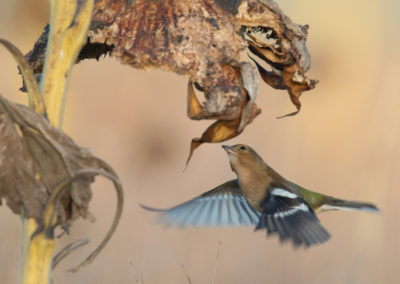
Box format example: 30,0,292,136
259,213,331,248
139,203,168,212
290,222,331,248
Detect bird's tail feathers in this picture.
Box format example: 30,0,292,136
320,198,380,213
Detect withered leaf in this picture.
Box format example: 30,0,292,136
0,95,123,271
185,70,260,166
187,80,204,120
249,55,286,90
279,64,318,118
238,0,317,117
0,39,46,116
186,104,260,167
238,61,259,132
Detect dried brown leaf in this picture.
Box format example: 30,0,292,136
0,95,123,271
278,64,318,118
0,39,47,116
186,104,260,166
249,55,286,89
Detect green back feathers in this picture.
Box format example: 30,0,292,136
298,187,327,210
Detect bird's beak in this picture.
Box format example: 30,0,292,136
222,145,237,156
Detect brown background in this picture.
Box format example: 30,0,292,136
0,1,399,283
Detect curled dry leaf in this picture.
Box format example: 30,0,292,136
0,95,123,271
240,0,318,118
185,104,261,168
0,39,46,116
25,0,316,163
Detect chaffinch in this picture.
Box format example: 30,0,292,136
142,144,379,247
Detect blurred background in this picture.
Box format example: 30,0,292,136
0,1,399,283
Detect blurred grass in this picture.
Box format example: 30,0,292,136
0,1,399,283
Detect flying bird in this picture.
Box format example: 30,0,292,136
142,144,379,247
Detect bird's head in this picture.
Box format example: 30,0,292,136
222,144,266,175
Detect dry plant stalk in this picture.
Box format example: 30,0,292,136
0,0,124,282
25,0,317,164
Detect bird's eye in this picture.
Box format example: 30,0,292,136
240,146,247,151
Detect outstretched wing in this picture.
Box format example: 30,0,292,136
256,187,330,248
141,180,260,227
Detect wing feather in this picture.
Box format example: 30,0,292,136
141,180,261,227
